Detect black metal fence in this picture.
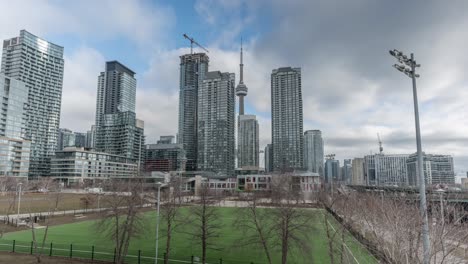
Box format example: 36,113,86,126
0,239,256,264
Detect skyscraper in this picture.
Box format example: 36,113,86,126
57,128,75,151
1,30,64,178
325,158,340,183
178,53,209,171
236,42,259,169
303,130,324,176
342,159,352,183
264,144,273,173
0,74,30,177
271,67,304,172
197,71,235,177
351,158,365,185
94,61,144,165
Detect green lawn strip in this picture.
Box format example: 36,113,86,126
2,207,376,264
320,211,378,264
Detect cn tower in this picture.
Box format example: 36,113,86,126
235,39,248,115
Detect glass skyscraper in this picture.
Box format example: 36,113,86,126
271,67,304,172
304,130,324,176
238,115,259,169
1,30,64,178
94,61,144,166
178,53,209,171
197,71,235,177
0,74,30,177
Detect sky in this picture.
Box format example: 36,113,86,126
0,0,467,180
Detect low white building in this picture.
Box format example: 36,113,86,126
237,174,272,191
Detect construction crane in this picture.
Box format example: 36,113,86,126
377,133,383,154
326,154,336,160
183,33,209,54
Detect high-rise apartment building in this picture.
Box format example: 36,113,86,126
86,125,96,149
264,144,273,173
1,30,64,178
94,61,144,166
237,115,259,168
197,71,235,177
0,74,30,177
271,67,304,172
178,53,209,171
407,153,455,186
364,154,409,186
74,132,86,148
303,130,324,176
57,128,75,151
235,44,259,169
351,158,365,185
343,159,352,183
325,158,340,183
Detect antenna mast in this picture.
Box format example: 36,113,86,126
183,33,209,54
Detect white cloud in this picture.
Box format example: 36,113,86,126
0,0,175,48
60,46,105,132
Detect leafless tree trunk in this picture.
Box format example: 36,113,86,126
96,179,146,264
184,183,222,264
160,176,184,264
24,181,55,263
270,175,313,264
234,192,274,264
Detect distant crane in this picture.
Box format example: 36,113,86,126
377,133,383,154
183,33,209,54
326,154,336,160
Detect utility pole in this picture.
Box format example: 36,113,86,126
154,182,162,264
389,49,430,264
17,182,22,223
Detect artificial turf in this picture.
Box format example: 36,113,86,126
1,207,377,264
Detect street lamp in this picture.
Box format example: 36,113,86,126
154,182,162,264
17,182,22,222
389,49,430,264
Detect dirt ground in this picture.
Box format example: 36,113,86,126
0,251,111,263
0,193,100,215
0,207,154,235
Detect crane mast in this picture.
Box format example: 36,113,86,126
377,133,383,154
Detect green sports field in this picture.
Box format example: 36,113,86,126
0,207,377,264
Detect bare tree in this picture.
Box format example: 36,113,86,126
270,175,313,264
234,191,274,264
327,189,468,264
184,183,222,264
160,176,184,264
24,182,55,263
96,179,147,264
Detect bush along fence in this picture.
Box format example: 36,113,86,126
0,239,259,264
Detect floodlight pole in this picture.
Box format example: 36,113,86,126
410,53,431,264
390,51,430,264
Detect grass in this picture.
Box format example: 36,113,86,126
1,207,378,264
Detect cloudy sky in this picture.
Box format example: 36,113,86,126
1,0,467,179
